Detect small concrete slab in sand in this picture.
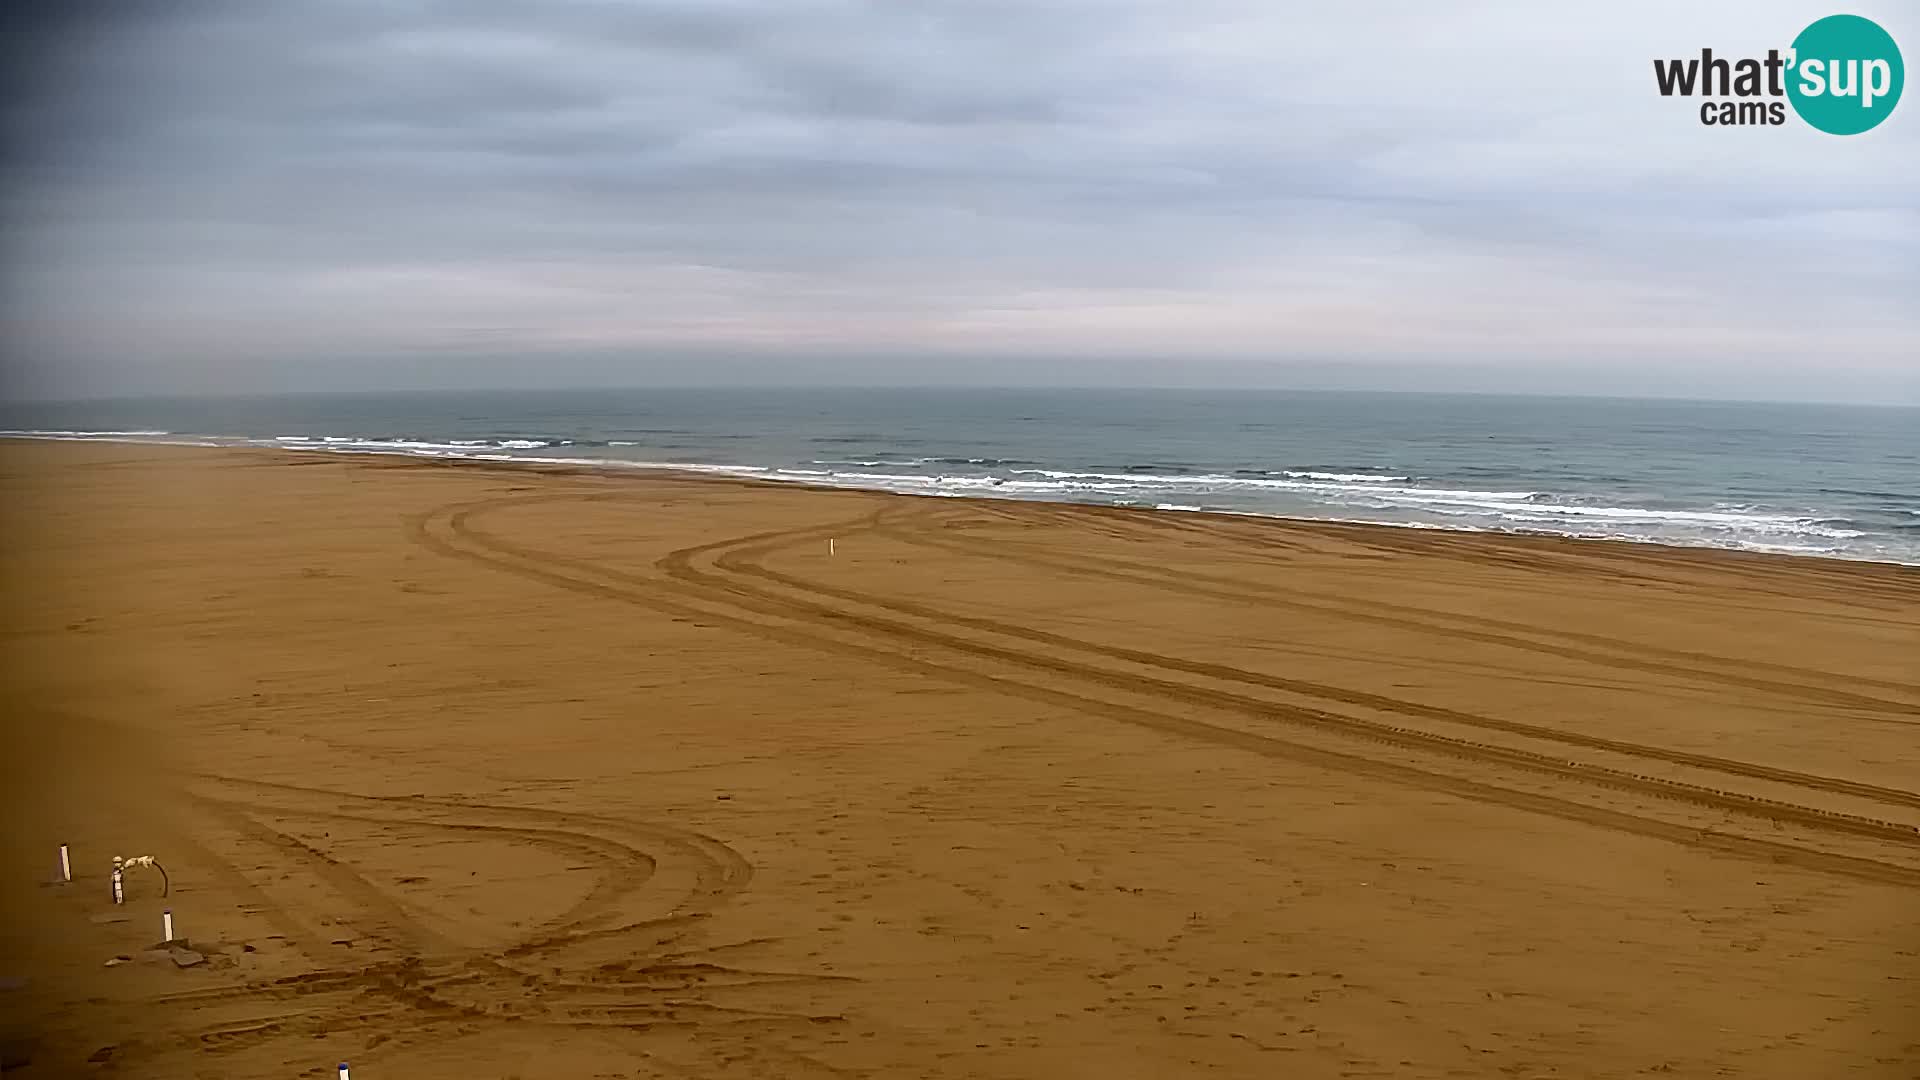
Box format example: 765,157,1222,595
130,943,208,969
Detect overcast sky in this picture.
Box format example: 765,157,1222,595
3,1,1916,402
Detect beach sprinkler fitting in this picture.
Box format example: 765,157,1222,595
109,854,170,904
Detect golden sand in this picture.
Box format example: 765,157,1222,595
3,441,1917,1077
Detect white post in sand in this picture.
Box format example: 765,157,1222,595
59,844,71,883
110,858,124,905
339,1063,351,1080
829,537,836,556
162,909,174,942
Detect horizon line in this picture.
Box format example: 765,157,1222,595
6,384,1918,410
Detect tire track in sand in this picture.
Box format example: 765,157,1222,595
896,501,1920,714
411,493,1920,888
717,505,1920,817
186,792,459,956
657,505,1920,849
149,777,828,1066
188,774,752,955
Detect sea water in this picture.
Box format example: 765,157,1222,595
4,388,1916,564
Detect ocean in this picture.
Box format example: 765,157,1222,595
4,388,1916,564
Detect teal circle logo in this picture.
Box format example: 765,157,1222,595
1787,14,1904,134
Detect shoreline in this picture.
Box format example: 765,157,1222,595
5,433,1916,572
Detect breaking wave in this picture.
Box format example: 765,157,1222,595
2,426,1910,563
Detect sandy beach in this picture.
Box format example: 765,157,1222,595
3,439,1917,1078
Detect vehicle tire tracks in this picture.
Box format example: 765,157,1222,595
659,506,1920,849
409,493,1920,888
896,502,1920,714
716,507,1920,817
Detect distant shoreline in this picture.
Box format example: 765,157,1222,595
9,433,1918,574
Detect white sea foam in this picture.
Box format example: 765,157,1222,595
809,458,930,467
3,426,1907,563
1395,499,1862,537
336,438,486,452
1213,507,1876,558
1007,468,1537,502
1281,470,1408,483
275,435,567,453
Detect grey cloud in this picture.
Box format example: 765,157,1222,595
3,0,1918,401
